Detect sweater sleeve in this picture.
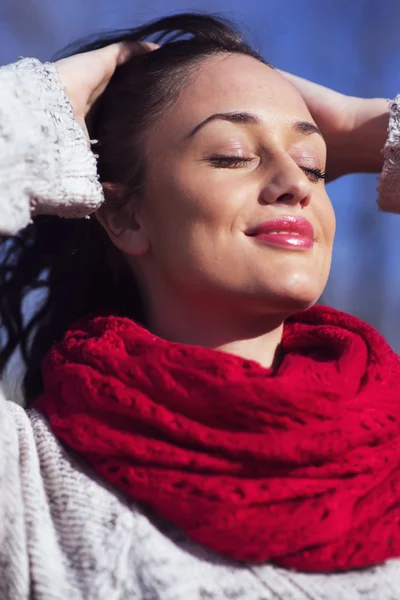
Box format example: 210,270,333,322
0,58,104,236
378,95,400,213
0,385,27,583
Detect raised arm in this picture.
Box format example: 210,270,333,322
0,57,102,235
0,42,157,236
0,41,158,560
280,71,399,213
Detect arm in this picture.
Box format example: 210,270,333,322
336,97,400,213
339,97,389,177
0,41,157,236
279,71,400,213
279,71,390,181
0,58,102,236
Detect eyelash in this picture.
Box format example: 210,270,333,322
208,156,327,182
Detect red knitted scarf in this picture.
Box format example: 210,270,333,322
33,305,400,573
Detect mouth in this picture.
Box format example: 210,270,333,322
245,216,315,250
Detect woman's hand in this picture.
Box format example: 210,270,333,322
55,41,158,138
280,71,389,180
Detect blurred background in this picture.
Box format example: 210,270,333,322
1,0,400,368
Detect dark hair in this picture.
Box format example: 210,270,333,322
0,13,268,403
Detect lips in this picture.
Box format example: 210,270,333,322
246,216,315,250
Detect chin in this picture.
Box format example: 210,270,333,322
268,273,325,315
274,294,318,316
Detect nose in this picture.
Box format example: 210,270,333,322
259,153,312,209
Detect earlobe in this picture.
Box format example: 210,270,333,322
95,182,150,257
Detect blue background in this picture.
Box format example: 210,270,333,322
2,0,400,348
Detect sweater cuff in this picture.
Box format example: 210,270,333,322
377,95,400,214
0,58,104,236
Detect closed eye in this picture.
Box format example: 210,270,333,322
208,155,254,168
303,167,327,182
208,156,327,182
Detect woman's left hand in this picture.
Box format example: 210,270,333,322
280,71,389,180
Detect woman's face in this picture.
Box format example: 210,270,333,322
125,53,335,322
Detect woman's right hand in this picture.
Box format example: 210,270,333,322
55,41,158,138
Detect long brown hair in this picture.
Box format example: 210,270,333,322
0,13,267,402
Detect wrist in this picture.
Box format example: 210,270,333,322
338,97,389,176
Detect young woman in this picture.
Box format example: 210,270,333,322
0,13,399,600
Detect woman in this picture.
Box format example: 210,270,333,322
0,13,399,600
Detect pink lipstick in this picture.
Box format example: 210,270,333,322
246,216,315,250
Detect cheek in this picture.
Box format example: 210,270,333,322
144,161,240,252
315,196,336,284
318,193,336,246
314,198,336,293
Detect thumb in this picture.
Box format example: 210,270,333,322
277,69,321,98
86,41,159,109
114,40,160,66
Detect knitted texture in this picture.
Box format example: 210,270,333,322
0,58,104,236
378,94,400,213
34,305,400,573
3,399,400,599
2,55,400,598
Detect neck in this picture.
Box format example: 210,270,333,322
214,328,284,369
141,287,285,370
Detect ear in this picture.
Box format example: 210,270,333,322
95,182,150,257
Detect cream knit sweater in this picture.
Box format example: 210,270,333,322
1,58,400,600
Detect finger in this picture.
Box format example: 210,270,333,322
84,42,158,110
118,41,159,64
278,69,333,96
107,40,159,67
277,69,301,81
85,41,159,98
277,69,314,92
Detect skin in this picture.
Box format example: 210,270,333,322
55,41,158,138
282,71,389,179
98,53,335,368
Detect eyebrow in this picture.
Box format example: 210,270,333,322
187,111,324,141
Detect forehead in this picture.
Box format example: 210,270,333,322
163,53,313,136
